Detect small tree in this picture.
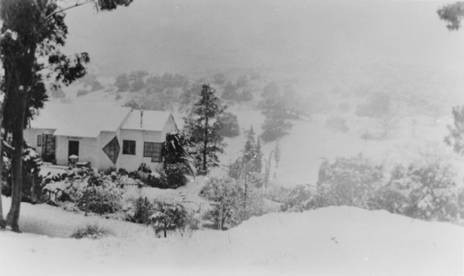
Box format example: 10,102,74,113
183,84,226,174
228,127,264,209
150,201,187,238
242,127,262,173
200,177,243,230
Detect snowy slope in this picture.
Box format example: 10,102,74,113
0,197,463,276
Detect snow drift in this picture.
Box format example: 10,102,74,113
0,198,463,276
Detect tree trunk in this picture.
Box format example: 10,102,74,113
7,94,26,232
0,143,4,229
243,172,248,218
0,99,5,229
0,114,6,229
202,111,208,174
201,86,209,175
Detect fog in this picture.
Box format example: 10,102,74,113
64,0,464,77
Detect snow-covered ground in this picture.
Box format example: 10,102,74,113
0,196,463,276
224,106,464,187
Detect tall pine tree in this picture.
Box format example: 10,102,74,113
183,84,226,174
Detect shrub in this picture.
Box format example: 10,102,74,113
378,162,459,221
71,225,110,239
457,187,464,219
316,155,383,208
130,197,154,224
77,179,123,215
368,188,410,214
200,177,243,230
150,201,188,237
280,185,313,212
164,163,189,188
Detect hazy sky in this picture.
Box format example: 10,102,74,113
62,0,464,104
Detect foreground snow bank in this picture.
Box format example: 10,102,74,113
0,198,463,276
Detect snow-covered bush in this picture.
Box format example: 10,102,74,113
280,185,313,212
200,177,243,230
368,187,410,215
128,197,154,225
150,201,188,238
164,163,190,188
77,178,123,215
377,162,459,221
239,184,267,220
457,187,464,219
316,155,384,209
71,225,110,239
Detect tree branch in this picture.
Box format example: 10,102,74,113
46,0,94,19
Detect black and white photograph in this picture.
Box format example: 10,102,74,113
0,0,464,275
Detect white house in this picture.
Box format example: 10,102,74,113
24,102,178,171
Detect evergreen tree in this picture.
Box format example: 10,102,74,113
242,127,262,173
229,126,263,179
183,84,226,174
161,133,194,187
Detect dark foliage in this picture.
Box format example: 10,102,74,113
130,197,154,224
71,224,109,239
151,201,188,237
183,84,226,174
437,2,464,30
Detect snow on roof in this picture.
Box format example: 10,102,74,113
121,109,173,132
30,102,131,137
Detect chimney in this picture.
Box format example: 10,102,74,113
140,110,144,128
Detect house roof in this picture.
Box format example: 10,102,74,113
29,102,176,137
30,102,132,137
121,109,175,132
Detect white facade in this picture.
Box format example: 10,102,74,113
24,103,178,171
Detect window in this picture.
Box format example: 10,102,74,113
143,142,163,162
37,135,43,147
123,140,136,155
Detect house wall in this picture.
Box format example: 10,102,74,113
96,131,119,170
24,128,55,151
117,129,164,171
55,135,98,167
25,113,179,171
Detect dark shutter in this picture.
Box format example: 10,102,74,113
103,136,120,164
